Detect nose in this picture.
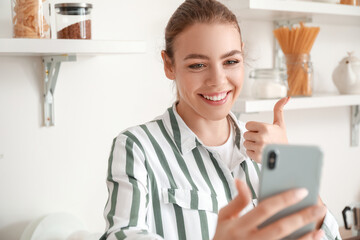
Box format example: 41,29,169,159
206,64,227,87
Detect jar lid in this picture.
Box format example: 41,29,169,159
55,3,93,15
249,68,287,81
55,3,93,8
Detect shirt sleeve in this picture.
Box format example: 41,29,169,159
320,209,342,240
101,134,164,240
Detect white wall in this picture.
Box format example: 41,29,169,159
0,0,359,239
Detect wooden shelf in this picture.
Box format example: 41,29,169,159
0,38,147,56
232,93,360,114
340,227,360,240
224,0,360,25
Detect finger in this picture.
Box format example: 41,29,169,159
218,179,251,221
298,229,325,240
316,196,326,229
317,196,324,206
255,205,327,240
244,140,263,153
245,121,268,132
273,97,290,128
237,188,309,229
243,139,264,163
243,131,261,142
246,150,262,163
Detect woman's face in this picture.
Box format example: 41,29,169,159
165,23,244,121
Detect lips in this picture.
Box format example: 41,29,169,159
201,91,230,101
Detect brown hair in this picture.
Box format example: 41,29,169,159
164,0,242,63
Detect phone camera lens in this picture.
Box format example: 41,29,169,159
268,151,277,169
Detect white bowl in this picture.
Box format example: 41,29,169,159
20,212,87,240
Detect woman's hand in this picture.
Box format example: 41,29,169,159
243,97,290,163
213,179,327,240
315,196,327,229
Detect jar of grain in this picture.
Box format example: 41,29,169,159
54,3,93,39
11,0,51,38
250,68,288,99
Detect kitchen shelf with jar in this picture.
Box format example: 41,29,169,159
232,94,360,146
0,38,147,127
224,0,360,25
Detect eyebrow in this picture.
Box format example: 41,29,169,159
183,50,242,61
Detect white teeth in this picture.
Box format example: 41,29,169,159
203,92,227,101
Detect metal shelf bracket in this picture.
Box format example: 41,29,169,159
42,55,76,127
351,105,360,146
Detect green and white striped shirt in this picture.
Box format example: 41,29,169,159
101,104,341,240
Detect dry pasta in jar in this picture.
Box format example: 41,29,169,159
273,22,319,96
11,0,51,38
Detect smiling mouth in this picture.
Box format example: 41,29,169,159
201,91,230,101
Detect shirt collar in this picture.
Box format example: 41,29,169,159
161,103,243,155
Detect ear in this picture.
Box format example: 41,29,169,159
241,42,245,52
161,50,176,80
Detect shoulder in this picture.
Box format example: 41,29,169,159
116,121,158,145
108,121,158,164
114,111,168,149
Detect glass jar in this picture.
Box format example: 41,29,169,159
285,54,313,96
340,0,360,5
54,3,93,39
11,0,51,38
250,68,288,99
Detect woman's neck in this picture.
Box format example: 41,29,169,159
176,103,230,146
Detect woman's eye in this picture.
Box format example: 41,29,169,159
189,63,205,69
224,60,239,65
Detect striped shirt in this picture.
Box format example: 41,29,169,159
101,104,341,240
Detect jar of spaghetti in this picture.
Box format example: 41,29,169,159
250,68,288,99
285,54,313,96
11,0,51,38
54,3,93,39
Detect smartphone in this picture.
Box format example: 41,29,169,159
258,144,323,239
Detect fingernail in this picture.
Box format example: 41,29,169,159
295,188,308,200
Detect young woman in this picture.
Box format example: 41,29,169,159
101,0,341,239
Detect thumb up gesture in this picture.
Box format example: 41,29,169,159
243,97,290,163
